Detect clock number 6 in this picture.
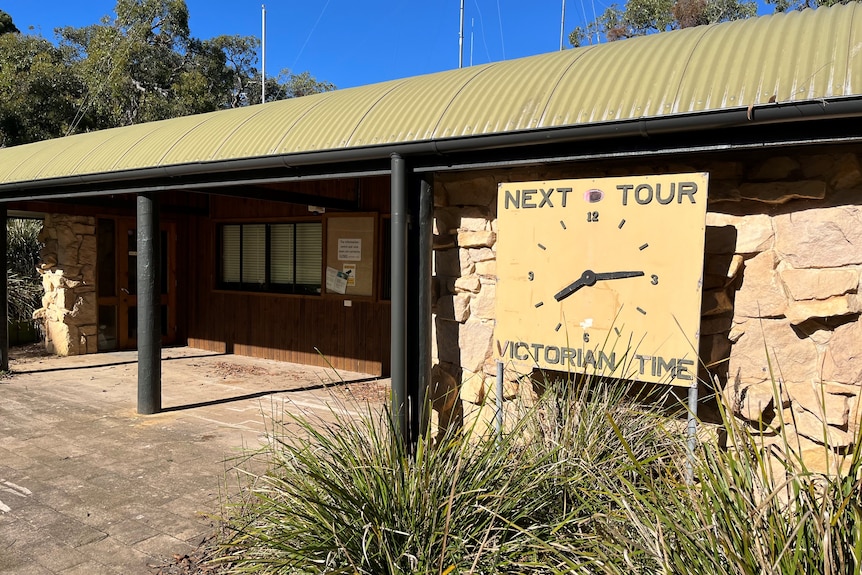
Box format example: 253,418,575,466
587,211,599,223
651,274,659,285
583,333,590,343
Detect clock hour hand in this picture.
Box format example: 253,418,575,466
554,269,645,302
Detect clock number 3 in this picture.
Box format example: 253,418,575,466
651,274,659,285
586,211,599,223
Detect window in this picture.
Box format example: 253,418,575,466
218,222,322,294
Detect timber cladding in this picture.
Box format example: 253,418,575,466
185,180,392,376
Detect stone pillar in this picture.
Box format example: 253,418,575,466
33,214,98,355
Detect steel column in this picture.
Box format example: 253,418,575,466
390,154,408,443
136,193,161,414
0,205,7,372
406,175,433,445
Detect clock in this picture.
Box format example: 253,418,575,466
494,173,709,386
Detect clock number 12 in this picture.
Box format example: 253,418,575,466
587,211,599,223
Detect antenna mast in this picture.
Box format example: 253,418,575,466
560,0,566,50
459,0,465,68
261,5,267,103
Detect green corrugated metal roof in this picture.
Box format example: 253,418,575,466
1,4,861,187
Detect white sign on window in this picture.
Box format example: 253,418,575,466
337,238,362,261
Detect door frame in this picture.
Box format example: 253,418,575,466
97,217,177,350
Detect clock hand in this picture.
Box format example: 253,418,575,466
554,270,645,302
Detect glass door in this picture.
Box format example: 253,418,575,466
97,218,176,351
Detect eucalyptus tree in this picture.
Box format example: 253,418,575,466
0,32,82,145
569,0,757,46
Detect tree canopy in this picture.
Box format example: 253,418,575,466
568,0,855,47
0,0,335,146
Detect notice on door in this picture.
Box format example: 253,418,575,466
337,238,362,261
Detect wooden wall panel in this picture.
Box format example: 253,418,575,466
184,191,392,377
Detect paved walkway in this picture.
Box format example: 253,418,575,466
0,347,387,574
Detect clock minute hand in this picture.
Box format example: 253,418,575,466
554,269,645,302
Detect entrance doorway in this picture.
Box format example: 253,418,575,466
96,218,177,351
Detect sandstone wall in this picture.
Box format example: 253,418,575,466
34,214,98,355
431,148,862,469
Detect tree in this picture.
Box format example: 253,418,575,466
569,0,756,46
0,33,82,145
764,0,855,12
0,0,336,142
0,10,18,35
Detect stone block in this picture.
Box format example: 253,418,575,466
458,249,475,275
739,180,826,204
458,319,495,373
792,409,854,448
787,381,851,428
454,276,481,293
470,283,496,320
734,251,787,318
461,370,487,405
820,321,862,385
829,153,862,190
780,268,859,301
467,247,495,263
457,207,491,232
785,294,861,325
728,319,819,386
457,230,496,248
474,259,497,276
705,213,774,254
774,206,862,268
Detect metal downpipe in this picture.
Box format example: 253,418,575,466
390,153,408,444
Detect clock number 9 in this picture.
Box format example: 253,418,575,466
586,211,599,223
651,274,659,285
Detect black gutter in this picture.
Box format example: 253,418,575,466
1,97,862,198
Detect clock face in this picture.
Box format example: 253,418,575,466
495,173,709,386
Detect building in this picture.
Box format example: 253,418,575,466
1,4,861,463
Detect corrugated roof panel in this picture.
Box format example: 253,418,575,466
209,93,334,160
677,4,860,111
543,27,705,127
0,4,860,188
158,105,274,165
347,66,489,146
108,114,220,171
433,50,580,138
272,80,411,154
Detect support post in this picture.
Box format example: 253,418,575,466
406,175,433,446
0,205,7,372
686,380,699,483
137,193,161,415
390,154,408,444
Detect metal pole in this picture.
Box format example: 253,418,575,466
496,360,504,440
261,5,267,103
0,205,7,372
390,154,408,444
560,0,567,50
137,193,161,415
686,379,699,483
459,0,465,68
417,176,433,439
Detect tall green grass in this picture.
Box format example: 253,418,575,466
216,376,862,574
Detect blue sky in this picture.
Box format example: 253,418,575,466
2,1,589,89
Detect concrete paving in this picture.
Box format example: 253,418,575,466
0,346,387,574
